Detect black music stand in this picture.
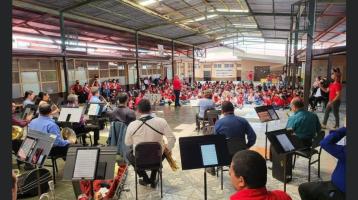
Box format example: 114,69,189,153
254,105,280,160
179,135,230,200
63,146,117,197
57,107,83,123
16,129,56,197
265,129,305,192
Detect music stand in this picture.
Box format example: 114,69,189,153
265,129,305,192
16,129,56,197
57,107,83,123
179,135,230,200
254,105,280,160
84,103,106,116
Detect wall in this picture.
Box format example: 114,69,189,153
240,60,284,81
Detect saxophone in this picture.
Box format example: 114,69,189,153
164,147,179,171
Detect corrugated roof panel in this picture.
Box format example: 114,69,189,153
143,24,195,38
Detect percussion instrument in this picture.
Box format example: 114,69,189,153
61,127,77,144
17,168,52,198
12,125,24,140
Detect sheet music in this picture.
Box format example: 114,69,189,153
73,149,99,179
88,104,100,116
200,144,218,166
58,107,83,122
276,134,295,152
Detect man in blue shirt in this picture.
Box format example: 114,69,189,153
286,97,321,148
214,101,256,148
298,127,345,200
28,103,73,157
195,90,215,130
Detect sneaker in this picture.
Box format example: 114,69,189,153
139,179,150,186
206,168,216,176
150,179,158,188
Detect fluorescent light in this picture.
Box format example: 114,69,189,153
233,24,257,28
188,14,218,22
213,9,249,13
140,0,156,6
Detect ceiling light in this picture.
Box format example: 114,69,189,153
213,9,249,13
140,0,156,6
191,14,218,22
233,24,257,28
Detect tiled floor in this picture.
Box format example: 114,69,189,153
15,103,345,200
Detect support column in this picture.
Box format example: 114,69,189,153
192,46,195,84
172,40,175,80
293,3,302,88
285,39,289,73
327,54,333,80
135,31,140,89
303,0,316,110
287,4,294,86
59,12,69,95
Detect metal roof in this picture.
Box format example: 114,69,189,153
13,0,345,49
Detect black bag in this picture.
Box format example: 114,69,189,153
17,168,52,198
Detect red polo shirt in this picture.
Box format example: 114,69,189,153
230,188,292,200
329,81,342,101
173,78,182,90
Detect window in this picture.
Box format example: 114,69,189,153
110,69,119,77
19,59,39,71
204,64,211,68
12,72,20,84
99,61,108,69
41,71,57,82
214,64,222,68
100,69,109,78
40,60,54,70
224,64,234,68
41,82,58,93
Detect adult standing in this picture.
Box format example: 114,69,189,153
173,75,182,107
321,68,342,129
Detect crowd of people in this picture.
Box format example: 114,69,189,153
11,69,345,200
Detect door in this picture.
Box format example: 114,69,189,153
254,66,270,81
204,71,211,81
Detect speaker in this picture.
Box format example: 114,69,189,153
270,145,292,183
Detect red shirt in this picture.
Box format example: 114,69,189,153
173,78,182,90
230,188,292,200
329,81,342,101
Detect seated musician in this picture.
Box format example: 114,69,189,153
28,103,74,158
195,89,215,130
229,150,292,200
125,99,176,188
107,93,136,125
298,127,346,200
12,102,33,159
23,90,35,107
65,94,98,146
286,97,321,148
35,92,60,115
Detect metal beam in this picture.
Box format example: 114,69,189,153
192,46,195,83
304,0,316,110
59,12,69,95
327,53,333,80
60,0,101,12
13,0,195,47
292,3,303,88
135,31,140,89
314,16,346,42
172,40,175,80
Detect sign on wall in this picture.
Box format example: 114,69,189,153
215,68,235,77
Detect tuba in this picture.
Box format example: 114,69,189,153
12,125,24,140
61,127,77,144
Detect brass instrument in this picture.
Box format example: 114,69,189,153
164,147,179,171
12,125,24,140
61,127,77,144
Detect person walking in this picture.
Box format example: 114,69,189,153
321,68,342,129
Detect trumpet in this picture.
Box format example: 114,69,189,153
12,125,24,140
60,127,77,144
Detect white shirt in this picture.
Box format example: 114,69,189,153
125,114,176,154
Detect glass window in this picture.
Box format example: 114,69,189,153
12,72,20,84
99,61,108,69
41,82,58,93
12,59,19,72
100,69,109,78
68,70,76,81
110,69,119,77
41,71,57,82
12,84,21,98
21,72,39,83
19,59,39,71
87,61,99,70
119,70,125,76
128,67,137,84
40,60,54,70
67,60,75,69
75,69,87,85
22,83,40,95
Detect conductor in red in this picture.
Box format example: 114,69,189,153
172,75,182,107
